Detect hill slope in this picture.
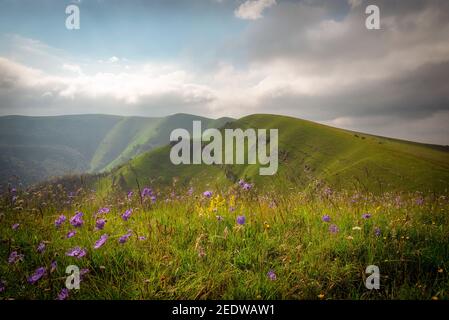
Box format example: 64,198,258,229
0,114,233,185
105,114,449,193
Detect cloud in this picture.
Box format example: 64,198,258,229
1,1,449,144
234,0,276,20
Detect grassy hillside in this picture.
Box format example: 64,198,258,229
0,114,233,186
105,114,449,194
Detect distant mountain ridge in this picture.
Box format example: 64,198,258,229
0,113,233,186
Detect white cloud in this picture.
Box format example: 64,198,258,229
235,0,276,20
108,56,120,63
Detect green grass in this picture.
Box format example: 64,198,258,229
1,184,448,300
103,114,449,194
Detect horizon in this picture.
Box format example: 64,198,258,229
2,111,448,147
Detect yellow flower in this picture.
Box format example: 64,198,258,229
346,236,354,240
264,221,270,230
317,293,325,299
438,268,444,273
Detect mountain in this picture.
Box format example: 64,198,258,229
0,114,233,186
103,114,449,193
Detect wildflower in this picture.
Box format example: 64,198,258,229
267,270,277,281
346,236,354,240
66,230,76,238
236,215,246,225
57,288,69,300
437,268,444,273
329,224,339,234
50,260,57,273
374,227,381,237
66,247,87,259
216,215,224,221
323,187,333,196
37,242,46,254
97,207,110,215
54,215,66,228
264,221,271,230
119,231,132,244
322,215,331,223
141,187,153,198
318,293,325,299
70,212,84,228
415,197,424,206
352,226,362,231
242,183,252,191
127,191,133,200
27,267,46,284
150,195,157,203
8,251,24,264
362,213,372,219
238,179,245,187
0,280,5,293
203,191,212,198
122,209,132,221
80,268,90,281
95,218,106,230
12,223,20,230
93,234,108,249
187,187,194,196
138,236,146,241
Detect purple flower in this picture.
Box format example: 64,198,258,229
122,209,132,221
267,270,277,281
150,195,157,203
329,224,339,234
95,218,106,230
70,212,84,228
93,234,108,249
374,227,381,237
362,213,372,219
242,183,252,191
203,191,212,198
416,197,424,206
237,215,246,225
187,187,194,196
238,179,245,187
27,267,46,284
138,236,146,241
322,215,331,223
127,191,133,200
80,268,90,281
54,215,66,228
0,280,5,293
57,288,69,300
8,251,24,264
66,247,86,259
50,260,57,273
141,187,153,198
12,223,20,230
119,231,132,244
37,242,46,254
97,207,110,215
66,230,76,239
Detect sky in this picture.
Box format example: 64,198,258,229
0,0,448,145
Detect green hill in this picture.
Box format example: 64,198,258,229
0,114,233,185
105,114,449,193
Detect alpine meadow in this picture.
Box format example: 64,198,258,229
1,0,449,306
